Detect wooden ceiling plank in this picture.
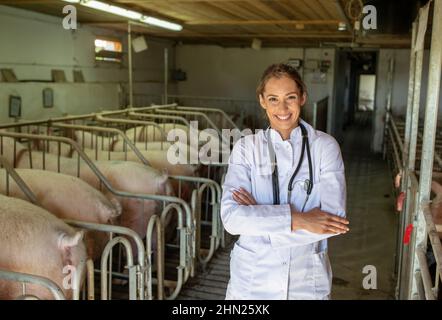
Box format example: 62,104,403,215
207,1,267,20
274,1,305,20
133,1,202,21
285,0,318,20
315,0,338,20
244,0,289,20
298,0,329,20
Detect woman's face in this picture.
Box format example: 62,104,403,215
259,75,306,138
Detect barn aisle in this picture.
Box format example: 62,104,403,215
329,116,398,299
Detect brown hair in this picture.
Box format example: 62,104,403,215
256,63,307,100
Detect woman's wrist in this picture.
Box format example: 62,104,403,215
290,206,305,231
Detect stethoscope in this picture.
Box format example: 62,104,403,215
267,123,313,212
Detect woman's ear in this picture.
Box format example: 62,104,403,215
300,92,307,107
259,94,267,110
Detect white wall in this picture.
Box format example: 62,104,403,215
0,83,119,123
175,45,336,132
0,5,175,123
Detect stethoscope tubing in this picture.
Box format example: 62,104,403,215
267,123,313,210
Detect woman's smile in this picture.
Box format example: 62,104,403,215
274,113,292,121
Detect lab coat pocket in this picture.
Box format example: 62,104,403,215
229,243,257,299
312,251,332,300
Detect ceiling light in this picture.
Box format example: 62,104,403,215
82,0,142,20
61,0,182,31
140,16,183,31
338,22,347,31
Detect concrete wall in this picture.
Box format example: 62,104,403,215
0,5,174,123
175,45,336,133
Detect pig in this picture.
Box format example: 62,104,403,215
30,137,197,202
0,194,87,300
0,137,174,247
73,131,118,151
0,168,121,260
125,123,190,142
72,148,198,202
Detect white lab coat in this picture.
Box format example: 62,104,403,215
220,119,346,300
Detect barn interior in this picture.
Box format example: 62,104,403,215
0,0,441,301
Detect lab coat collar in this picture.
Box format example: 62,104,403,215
266,118,319,144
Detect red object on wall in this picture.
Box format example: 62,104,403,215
403,224,413,245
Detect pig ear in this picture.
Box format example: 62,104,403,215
109,196,122,218
58,231,84,251
431,181,442,194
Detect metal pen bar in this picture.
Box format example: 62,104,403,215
409,0,442,299
0,155,39,205
0,269,66,300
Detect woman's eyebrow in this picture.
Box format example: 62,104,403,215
285,91,299,96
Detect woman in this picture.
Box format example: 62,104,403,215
220,63,349,300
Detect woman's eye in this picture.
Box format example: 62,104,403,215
288,95,297,100
268,97,278,103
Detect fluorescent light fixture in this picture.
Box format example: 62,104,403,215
61,0,182,31
140,16,183,31
82,0,142,20
338,22,347,31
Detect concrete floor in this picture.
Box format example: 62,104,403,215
329,119,398,299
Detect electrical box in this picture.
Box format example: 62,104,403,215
320,60,331,72
287,58,303,69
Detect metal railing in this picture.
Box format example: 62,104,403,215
384,0,442,300
0,269,66,300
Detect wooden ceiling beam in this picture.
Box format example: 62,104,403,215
0,0,57,3
149,33,353,39
186,19,342,26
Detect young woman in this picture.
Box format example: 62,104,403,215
220,63,349,300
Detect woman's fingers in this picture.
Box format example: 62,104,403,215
233,191,253,205
232,188,257,205
326,213,349,225
324,227,345,234
326,220,350,232
238,188,257,205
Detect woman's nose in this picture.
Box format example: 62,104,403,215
278,101,290,110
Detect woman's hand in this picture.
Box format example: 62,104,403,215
291,207,349,234
232,187,257,205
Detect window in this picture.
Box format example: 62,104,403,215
94,38,123,63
